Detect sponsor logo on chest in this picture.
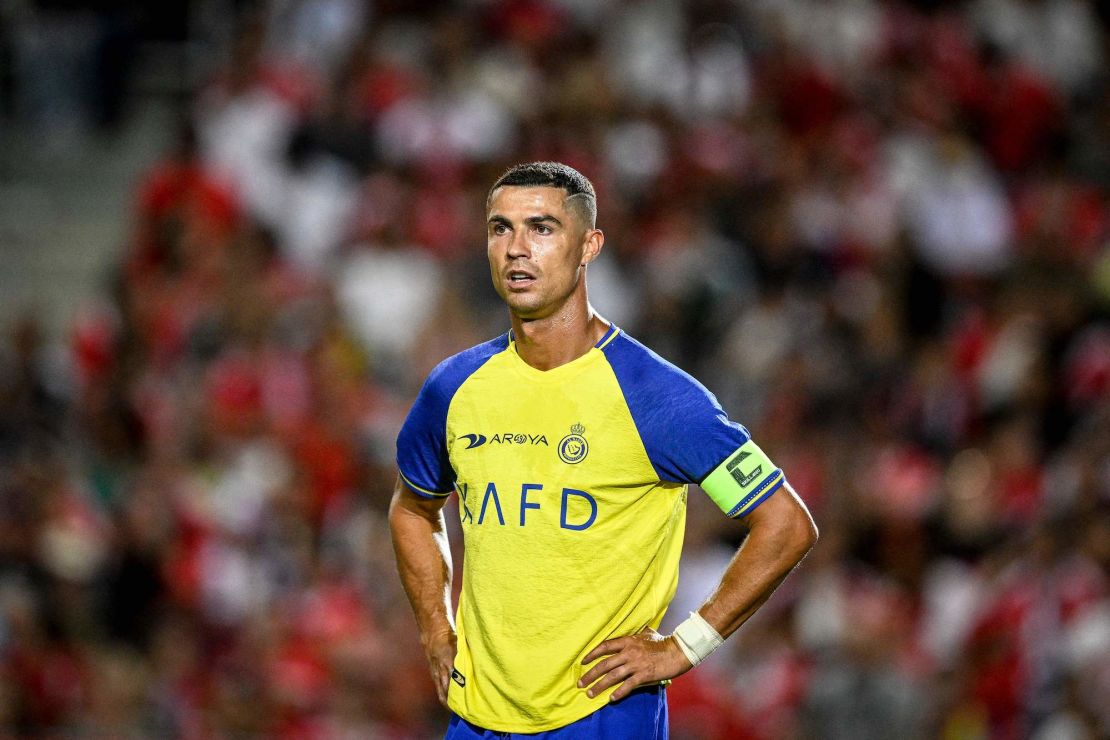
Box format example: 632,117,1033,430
454,424,600,531
458,423,589,464
459,432,548,449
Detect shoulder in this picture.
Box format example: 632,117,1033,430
602,330,748,484
601,330,718,407
398,335,508,496
404,332,509,429
422,332,510,401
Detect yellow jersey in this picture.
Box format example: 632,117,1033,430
396,326,785,733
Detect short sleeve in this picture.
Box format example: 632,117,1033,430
395,334,508,498
396,373,456,498
603,332,749,483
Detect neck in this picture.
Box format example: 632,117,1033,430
510,300,609,371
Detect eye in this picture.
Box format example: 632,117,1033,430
492,223,509,235
534,224,552,235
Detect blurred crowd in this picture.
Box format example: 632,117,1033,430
2,0,1109,737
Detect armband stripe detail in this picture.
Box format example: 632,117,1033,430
726,470,784,518
399,471,453,499
700,439,785,518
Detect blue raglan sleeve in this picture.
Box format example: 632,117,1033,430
396,368,456,498
604,333,785,518
395,335,508,498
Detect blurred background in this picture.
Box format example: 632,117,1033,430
0,0,1108,737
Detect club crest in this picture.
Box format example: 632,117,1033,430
558,423,589,464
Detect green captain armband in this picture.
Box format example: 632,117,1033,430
700,439,785,519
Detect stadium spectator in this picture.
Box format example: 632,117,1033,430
0,1,1107,737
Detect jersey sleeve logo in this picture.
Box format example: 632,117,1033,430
558,423,589,464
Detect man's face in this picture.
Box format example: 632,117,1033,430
486,185,600,320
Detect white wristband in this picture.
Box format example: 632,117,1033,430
671,611,724,666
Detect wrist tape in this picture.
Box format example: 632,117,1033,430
672,611,723,666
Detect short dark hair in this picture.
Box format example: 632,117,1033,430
488,161,597,228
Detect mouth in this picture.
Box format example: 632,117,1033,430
505,270,537,290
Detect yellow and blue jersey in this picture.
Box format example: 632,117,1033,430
396,325,786,733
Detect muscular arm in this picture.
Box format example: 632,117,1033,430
698,480,818,638
388,474,457,706
580,481,817,701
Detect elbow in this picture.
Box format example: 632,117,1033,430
740,483,818,563
787,504,819,562
800,515,819,554
782,482,818,557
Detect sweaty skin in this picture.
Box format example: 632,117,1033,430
485,185,608,368
389,183,818,710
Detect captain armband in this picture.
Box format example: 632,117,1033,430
699,439,785,519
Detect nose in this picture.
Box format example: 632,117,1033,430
506,228,530,259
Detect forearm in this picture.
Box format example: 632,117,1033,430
388,484,455,642
579,484,817,699
697,482,817,639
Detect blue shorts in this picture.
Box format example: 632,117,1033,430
444,685,668,739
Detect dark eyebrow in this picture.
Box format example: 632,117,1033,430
487,214,563,229
524,214,562,227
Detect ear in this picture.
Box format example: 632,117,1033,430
580,229,604,266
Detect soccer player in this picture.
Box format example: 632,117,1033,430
389,162,818,738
